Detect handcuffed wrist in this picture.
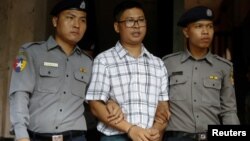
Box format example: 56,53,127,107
127,125,136,134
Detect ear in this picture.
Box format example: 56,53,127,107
114,22,119,33
182,28,189,38
52,16,58,27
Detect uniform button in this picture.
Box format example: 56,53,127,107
194,82,197,85
55,126,58,129
197,115,199,118
48,71,51,74
63,91,66,94
81,76,84,79
194,99,196,102
66,58,69,61
213,84,215,86
66,74,69,77
195,67,198,70
176,80,178,82
60,109,62,112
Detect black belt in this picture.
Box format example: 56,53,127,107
28,130,85,141
165,131,207,141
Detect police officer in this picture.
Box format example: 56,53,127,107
162,6,240,141
9,0,92,141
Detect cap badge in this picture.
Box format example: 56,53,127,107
80,1,86,9
206,9,213,17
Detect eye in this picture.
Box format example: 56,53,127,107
195,24,202,28
66,16,74,20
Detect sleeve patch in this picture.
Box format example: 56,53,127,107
13,51,28,72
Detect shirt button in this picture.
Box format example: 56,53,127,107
63,91,66,94
195,67,198,70
55,126,58,129
194,99,196,102
48,71,51,74
194,82,197,85
60,109,62,112
67,58,69,61
66,74,69,77
197,115,199,118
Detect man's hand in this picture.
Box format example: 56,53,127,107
106,100,124,124
128,125,159,141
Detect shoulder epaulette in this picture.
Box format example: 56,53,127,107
162,51,182,60
21,41,45,49
214,55,232,66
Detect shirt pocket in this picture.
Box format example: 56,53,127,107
71,71,90,98
202,78,221,106
37,66,62,93
169,75,188,100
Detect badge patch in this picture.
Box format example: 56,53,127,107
13,51,27,72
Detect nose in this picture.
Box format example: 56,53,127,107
73,19,80,28
202,27,209,34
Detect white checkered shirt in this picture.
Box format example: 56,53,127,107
86,41,169,135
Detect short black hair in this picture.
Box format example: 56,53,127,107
113,0,145,22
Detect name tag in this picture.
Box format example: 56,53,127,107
44,62,58,67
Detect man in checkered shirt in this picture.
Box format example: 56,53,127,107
85,1,170,141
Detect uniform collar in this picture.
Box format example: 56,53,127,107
46,36,81,55
181,48,213,65
115,41,152,59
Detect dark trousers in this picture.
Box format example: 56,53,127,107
164,131,207,141
100,134,131,141
164,136,196,141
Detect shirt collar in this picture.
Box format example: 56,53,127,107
181,48,213,65
46,36,81,55
115,41,152,59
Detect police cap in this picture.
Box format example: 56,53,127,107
177,6,214,27
50,0,86,16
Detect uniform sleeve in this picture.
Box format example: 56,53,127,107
9,49,36,139
220,66,240,124
159,61,169,101
85,57,110,102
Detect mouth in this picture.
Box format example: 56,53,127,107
131,31,141,37
201,38,211,43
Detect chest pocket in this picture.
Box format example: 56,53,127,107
37,65,62,93
71,71,90,98
169,75,188,100
202,78,221,105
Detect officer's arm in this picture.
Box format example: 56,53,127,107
88,100,133,132
9,92,30,141
220,66,240,124
9,48,35,140
152,101,170,140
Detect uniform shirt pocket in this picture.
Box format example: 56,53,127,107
71,71,90,98
169,75,188,100
37,66,62,93
202,78,221,106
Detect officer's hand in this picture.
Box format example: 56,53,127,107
147,128,160,141
106,100,124,124
155,102,170,124
17,138,30,141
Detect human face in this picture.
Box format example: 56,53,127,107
114,8,146,47
183,20,214,50
53,10,87,46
